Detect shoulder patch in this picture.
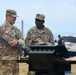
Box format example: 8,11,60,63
5,28,10,34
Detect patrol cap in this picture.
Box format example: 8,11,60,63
35,14,45,20
6,9,18,17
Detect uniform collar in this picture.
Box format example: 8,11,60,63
5,21,14,28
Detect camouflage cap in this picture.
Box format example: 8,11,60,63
35,14,45,20
6,9,18,17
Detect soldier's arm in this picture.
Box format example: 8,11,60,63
25,31,32,47
48,29,54,43
15,28,25,47
0,25,25,48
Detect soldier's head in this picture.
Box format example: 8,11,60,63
35,14,45,29
6,9,18,25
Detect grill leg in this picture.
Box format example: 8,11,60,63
35,71,52,75
35,71,65,75
54,72,64,75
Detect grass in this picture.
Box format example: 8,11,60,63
0,63,76,75
71,64,76,75
19,63,28,75
19,63,76,75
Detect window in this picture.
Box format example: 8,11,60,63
62,36,76,43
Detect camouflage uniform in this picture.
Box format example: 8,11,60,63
25,26,54,75
25,26,54,47
0,21,25,75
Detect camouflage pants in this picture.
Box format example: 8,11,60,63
0,60,19,75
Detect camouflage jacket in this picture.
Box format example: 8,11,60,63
25,26,54,47
0,21,25,60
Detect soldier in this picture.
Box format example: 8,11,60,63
25,14,54,75
25,13,54,47
0,9,25,75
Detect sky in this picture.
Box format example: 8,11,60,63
0,0,76,39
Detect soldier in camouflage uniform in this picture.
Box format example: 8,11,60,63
25,14,54,47
25,14,54,75
0,9,25,75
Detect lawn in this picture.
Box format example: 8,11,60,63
0,63,76,75
19,63,76,75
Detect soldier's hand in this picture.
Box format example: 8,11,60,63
35,38,43,42
8,38,18,47
32,38,43,43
